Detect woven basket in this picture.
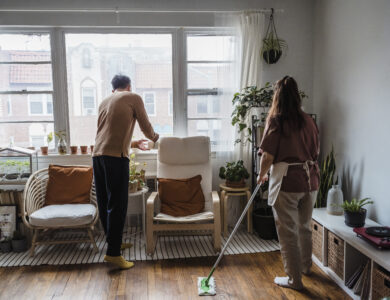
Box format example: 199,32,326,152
311,220,323,262
372,265,390,300
327,231,344,279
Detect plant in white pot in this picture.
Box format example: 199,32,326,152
341,198,373,228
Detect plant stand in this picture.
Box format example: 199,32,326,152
219,184,252,237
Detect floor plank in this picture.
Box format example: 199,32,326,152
0,252,350,300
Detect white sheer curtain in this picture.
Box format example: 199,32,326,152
214,11,265,225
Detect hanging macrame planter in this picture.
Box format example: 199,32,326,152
261,9,287,64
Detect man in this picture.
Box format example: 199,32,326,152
93,74,159,269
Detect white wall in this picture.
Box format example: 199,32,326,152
313,0,390,224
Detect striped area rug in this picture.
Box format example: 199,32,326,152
0,227,279,267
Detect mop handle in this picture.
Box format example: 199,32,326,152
206,184,261,283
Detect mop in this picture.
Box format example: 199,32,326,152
198,184,262,296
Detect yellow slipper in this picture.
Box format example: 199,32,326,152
104,255,134,269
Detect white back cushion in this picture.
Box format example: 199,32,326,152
157,136,212,212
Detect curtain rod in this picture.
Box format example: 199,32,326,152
0,8,284,14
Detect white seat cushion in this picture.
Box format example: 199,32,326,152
154,211,214,223
29,204,96,227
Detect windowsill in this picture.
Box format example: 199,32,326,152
37,149,159,158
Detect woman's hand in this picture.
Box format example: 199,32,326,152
131,139,149,151
257,174,269,185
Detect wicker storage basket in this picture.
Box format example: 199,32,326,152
311,220,323,262
327,231,344,279
372,265,390,300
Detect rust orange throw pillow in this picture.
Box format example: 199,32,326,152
158,175,205,217
45,165,93,205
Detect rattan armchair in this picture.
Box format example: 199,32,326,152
22,167,99,257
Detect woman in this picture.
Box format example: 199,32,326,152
257,76,319,290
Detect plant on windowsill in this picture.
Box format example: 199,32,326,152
340,198,373,228
54,131,67,155
231,83,307,144
40,132,52,155
219,160,249,188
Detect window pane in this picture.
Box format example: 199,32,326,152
0,94,53,122
0,64,53,91
0,34,51,62
0,122,54,148
65,34,173,145
188,119,231,151
187,35,234,61
187,63,233,89
188,95,227,118
30,101,43,114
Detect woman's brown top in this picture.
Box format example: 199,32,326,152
259,113,320,193
93,91,159,158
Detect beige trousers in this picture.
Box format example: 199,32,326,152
272,190,317,286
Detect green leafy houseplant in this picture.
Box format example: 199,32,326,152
219,160,249,188
340,198,373,213
231,83,307,144
261,10,287,64
341,198,373,228
316,147,336,208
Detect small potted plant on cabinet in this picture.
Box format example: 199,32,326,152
341,198,373,227
219,160,250,188
11,230,27,252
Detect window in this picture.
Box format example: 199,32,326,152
28,94,53,115
81,87,96,116
143,92,156,116
65,34,173,145
82,48,92,68
186,33,235,151
168,91,173,116
0,33,54,148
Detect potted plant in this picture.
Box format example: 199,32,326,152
261,10,287,64
70,146,78,155
54,131,67,154
316,147,336,208
231,83,307,144
41,132,52,155
129,178,138,193
80,146,88,154
11,230,28,252
0,237,12,253
219,160,249,188
341,198,373,228
252,180,278,240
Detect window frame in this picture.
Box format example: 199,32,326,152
0,27,233,151
27,94,53,116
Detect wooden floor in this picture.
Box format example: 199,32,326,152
0,252,350,300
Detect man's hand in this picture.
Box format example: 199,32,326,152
131,139,149,151
257,174,269,185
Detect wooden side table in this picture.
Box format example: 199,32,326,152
219,183,252,237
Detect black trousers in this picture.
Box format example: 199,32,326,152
93,155,129,256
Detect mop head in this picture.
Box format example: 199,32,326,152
198,277,216,296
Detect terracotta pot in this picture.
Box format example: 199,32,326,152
40,146,48,155
129,181,138,193
90,145,94,153
70,146,78,155
80,146,88,154
226,178,246,188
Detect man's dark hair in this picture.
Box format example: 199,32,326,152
111,74,131,90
